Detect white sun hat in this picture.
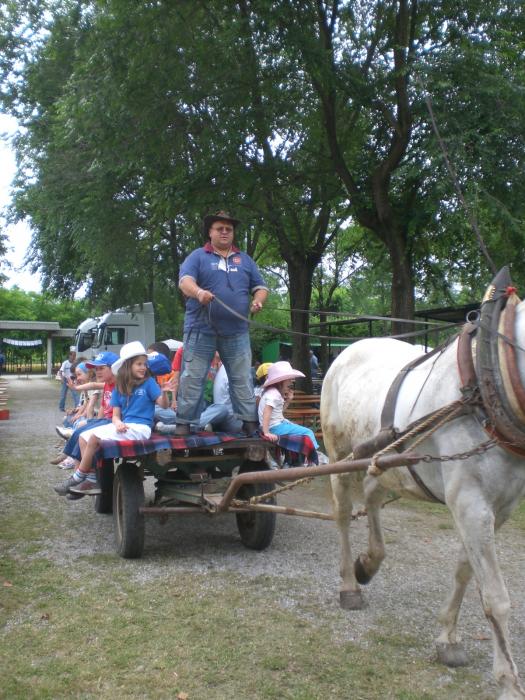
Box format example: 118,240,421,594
111,341,148,375
263,360,305,388
162,338,183,351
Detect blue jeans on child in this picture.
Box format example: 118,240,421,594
63,418,110,461
270,421,320,449
154,403,242,433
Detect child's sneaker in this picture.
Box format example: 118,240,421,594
58,457,76,470
69,480,101,496
156,423,177,435
66,492,84,500
53,476,81,496
56,426,73,440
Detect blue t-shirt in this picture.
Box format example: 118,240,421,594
110,377,161,427
179,243,268,336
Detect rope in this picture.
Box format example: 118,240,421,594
246,448,356,506
211,295,460,343
246,475,315,504
367,399,466,476
417,76,497,274
264,306,449,326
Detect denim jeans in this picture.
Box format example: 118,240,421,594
176,330,256,425
199,403,243,432
270,420,320,449
59,379,80,412
155,403,242,432
63,418,110,460
154,406,177,424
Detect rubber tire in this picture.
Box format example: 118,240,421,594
94,459,114,514
113,462,145,559
235,480,276,551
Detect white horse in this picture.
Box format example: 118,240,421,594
321,303,525,699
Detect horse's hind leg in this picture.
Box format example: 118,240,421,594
449,494,525,699
331,473,365,610
354,474,388,585
436,544,472,667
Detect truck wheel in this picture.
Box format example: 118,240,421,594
235,480,276,551
94,459,114,514
113,462,145,559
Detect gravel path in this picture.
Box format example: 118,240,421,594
2,376,524,696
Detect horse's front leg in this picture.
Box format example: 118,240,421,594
449,491,525,699
354,474,388,585
330,473,365,610
435,544,472,667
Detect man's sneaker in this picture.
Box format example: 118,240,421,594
50,453,66,465
174,423,190,436
69,480,102,496
53,476,81,496
55,426,73,440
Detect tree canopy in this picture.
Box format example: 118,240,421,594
1,0,524,376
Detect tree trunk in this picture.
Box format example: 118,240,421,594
287,259,316,393
387,231,415,339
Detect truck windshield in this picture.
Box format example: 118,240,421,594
92,325,125,349
91,326,105,350
75,331,94,352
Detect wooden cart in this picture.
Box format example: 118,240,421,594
93,432,313,559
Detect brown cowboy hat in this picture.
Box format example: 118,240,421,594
203,210,241,236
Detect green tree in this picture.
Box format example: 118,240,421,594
264,0,525,332
2,0,525,358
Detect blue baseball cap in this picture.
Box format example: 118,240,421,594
147,352,171,376
85,351,119,368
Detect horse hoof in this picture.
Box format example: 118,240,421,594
436,642,469,667
340,589,366,610
496,688,525,700
354,556,372,585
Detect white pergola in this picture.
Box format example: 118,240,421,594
0,320,75,377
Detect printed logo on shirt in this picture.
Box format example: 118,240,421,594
136,388,146,396
232,256,241,264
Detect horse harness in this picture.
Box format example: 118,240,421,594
354,266,525,504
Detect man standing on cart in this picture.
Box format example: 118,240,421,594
175,210,268,436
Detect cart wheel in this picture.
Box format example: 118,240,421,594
113,462,145,559
94,459,114,514
236,480,276,551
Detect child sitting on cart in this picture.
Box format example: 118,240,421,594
54,341,174,497
51,351,119,470
258,361,319,451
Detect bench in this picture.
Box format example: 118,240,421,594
284,394,322,440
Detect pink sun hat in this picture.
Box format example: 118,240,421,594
263,360,305,388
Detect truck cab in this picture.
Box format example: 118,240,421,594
74,318,99,354
78,303,155,358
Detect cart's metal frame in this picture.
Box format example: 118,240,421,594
96,436,421,558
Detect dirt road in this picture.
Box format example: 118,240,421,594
1,375,524,698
